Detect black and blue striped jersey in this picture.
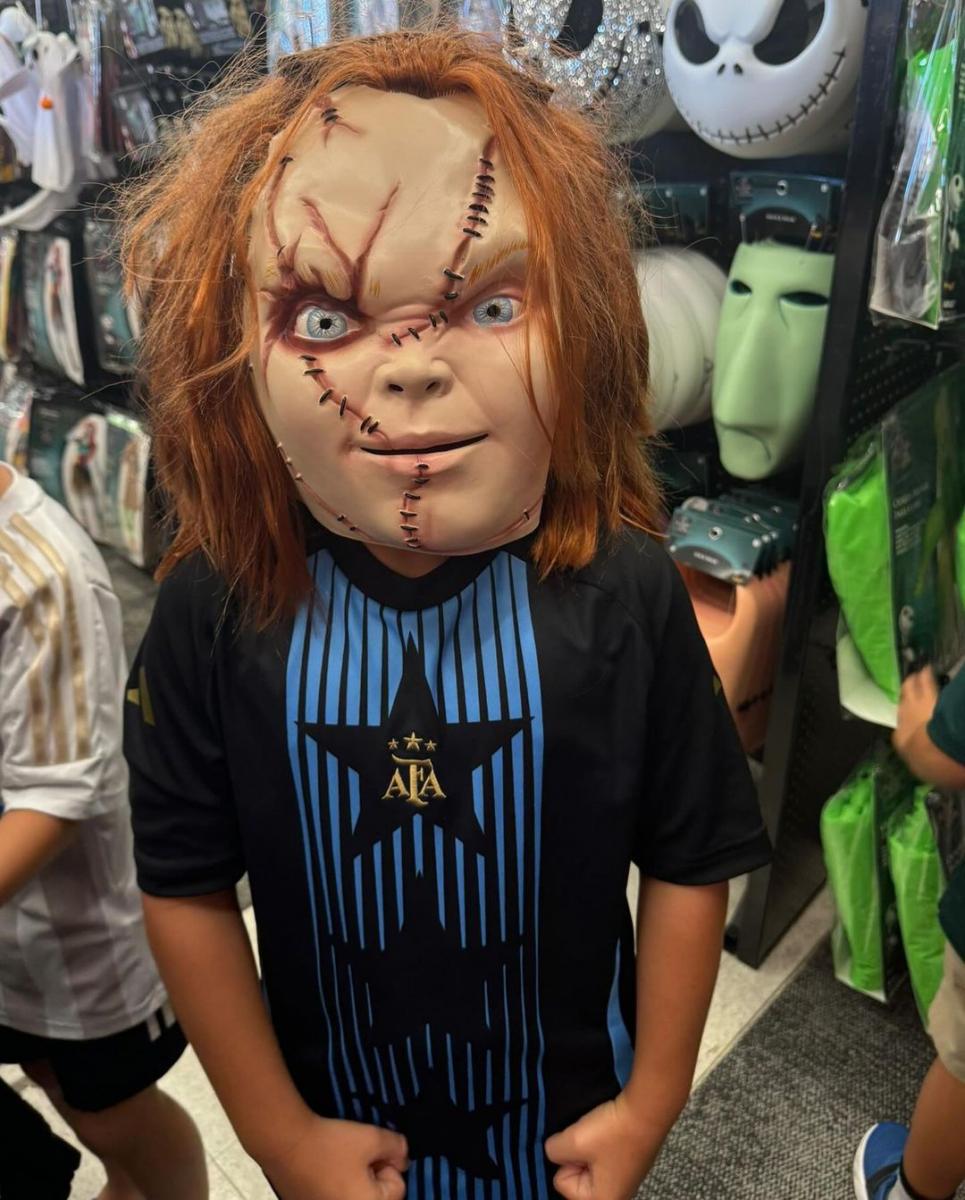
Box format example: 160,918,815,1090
125,520,770,1199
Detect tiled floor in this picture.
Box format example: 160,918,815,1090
3,874,834,1199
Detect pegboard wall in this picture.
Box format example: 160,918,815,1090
731,0,961,965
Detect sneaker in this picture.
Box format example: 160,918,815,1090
854,1123,910,1200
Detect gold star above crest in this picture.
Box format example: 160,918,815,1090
388,738,399,750
425,740,437,753
404,731,423,751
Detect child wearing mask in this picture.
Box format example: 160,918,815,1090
123,29,771,1200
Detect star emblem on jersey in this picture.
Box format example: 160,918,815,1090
302,638,527,854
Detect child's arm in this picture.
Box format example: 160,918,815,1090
0,810,78,906
143,888,409,1200
893,667,965,790
545,878,727,1200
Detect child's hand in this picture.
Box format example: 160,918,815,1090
894,667,940,755
265,1114,409,1200
545,1094,666,1200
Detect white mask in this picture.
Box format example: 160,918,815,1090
663,0,868,159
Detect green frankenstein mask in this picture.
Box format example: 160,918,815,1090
713,242,834,481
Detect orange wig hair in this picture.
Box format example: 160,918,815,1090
122,27,659,628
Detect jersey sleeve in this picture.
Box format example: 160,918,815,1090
0,538,127,823
927,668,965,766
124,556,245,897
633,561,772,885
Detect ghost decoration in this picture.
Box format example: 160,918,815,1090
664,0,868,159
503,0,676,143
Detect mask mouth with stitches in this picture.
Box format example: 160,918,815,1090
247,85,557,559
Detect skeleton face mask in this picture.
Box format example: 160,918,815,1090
504,0,674,142
248,86,556,558
664,0,868,158
713,241,834,480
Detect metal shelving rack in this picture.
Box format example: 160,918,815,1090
730,0,950,966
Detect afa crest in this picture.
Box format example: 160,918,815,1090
382,732,446,809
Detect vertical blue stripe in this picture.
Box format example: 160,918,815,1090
425,1023,434,1069
457,585,480,720
607,941,634,1088
285,559,343,1111
446,1032,457,1103
440,1158,450,1199
346,966,374,1095
439,595,461,723
406,1036,419,1093
456,840,467,947
354,857,365,949
484,981,490,1029
492,749,506,941
345,584,364,721
393,827,404,928
372,1045,390,1104
472,767,486,833
466,1042,475,1110
324,567,348,720
348,767,360,834
365,983,374,1025
474,568,501,718
400,610,420,652
374,843,385,950
365,596,384,726
326,753,348,940
388,1044,405,1103
435,826,445,926
383,609,403,708
477,854,487,945
328,946,358,1093
421,606,441,708
414,814,424,875
512,732,526,934
485,1049,492,1103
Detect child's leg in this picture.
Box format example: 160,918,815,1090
902,1057,965,1198
58,1084,207,1200
903,942,965,1198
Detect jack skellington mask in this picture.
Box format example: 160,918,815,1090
664,0,868,158
503,0,675,142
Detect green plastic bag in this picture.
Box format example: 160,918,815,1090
822,766,887,996
826,441,901,703
889,788,947,1025
956,507,965,611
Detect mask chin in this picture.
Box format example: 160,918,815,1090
712,241,834,481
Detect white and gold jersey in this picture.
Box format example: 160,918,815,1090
0,466,164,1039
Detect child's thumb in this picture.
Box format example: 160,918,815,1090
372,1128,409,1172
545,1125,581,1166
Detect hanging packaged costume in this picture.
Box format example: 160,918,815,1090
124,43,771,1194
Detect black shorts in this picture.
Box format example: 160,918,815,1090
0,1005,186,1113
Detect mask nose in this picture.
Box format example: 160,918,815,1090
377,353,454,400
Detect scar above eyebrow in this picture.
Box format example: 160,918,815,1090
466,238,529,287
299,183,400,297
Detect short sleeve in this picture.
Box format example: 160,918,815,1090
0,531,127,823
927,669,965,767
634,564,772,884
124,556,245,896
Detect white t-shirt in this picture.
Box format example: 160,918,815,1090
0,465,165,1039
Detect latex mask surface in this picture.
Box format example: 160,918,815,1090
713,241,833,481
664,0,867,158
249,86,555,556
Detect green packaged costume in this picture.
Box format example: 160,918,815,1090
825,441,900,702
888,789,947,1023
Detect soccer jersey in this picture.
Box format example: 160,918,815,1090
0,466,165,1039
127,520,770,1197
